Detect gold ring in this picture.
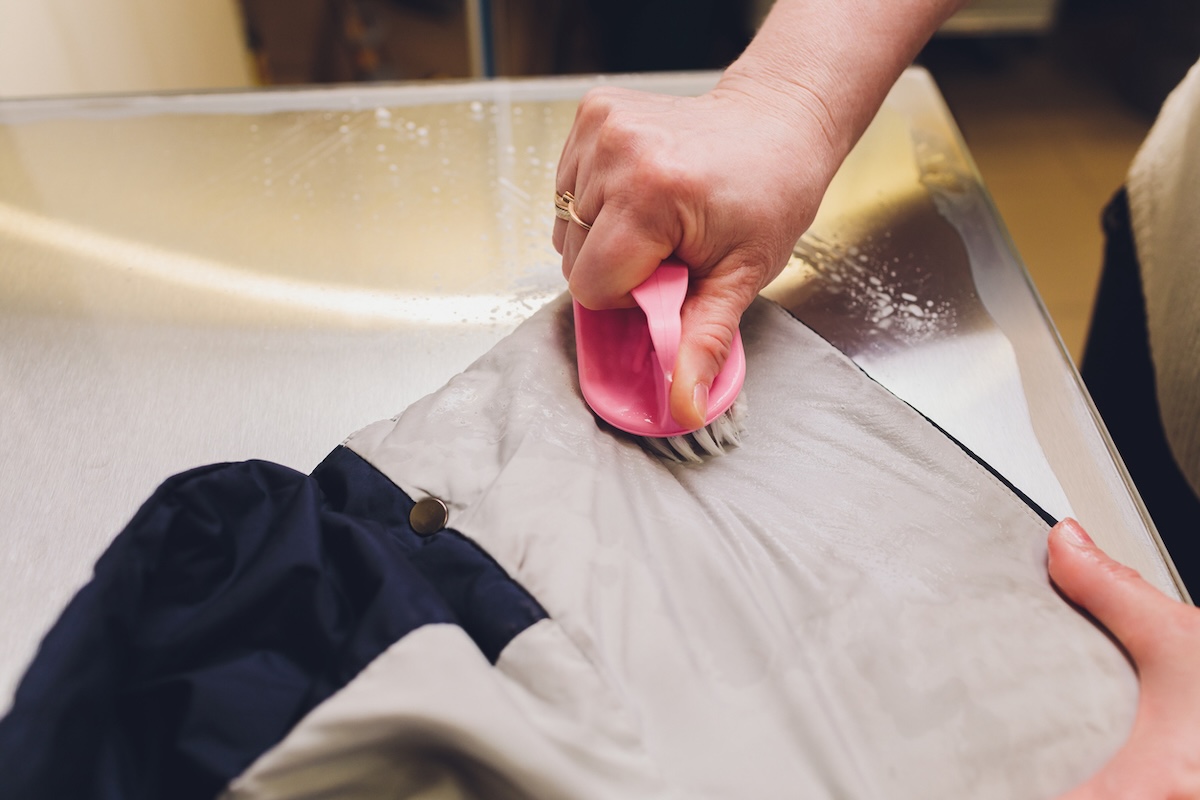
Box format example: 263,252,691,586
554,192,572,222
554,190,592,231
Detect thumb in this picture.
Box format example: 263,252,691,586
1048,521,1200,799
1047,518,1174,661
668,270,756,431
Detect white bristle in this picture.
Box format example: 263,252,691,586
639,399,746,462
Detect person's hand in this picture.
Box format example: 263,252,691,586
554,81,837,430
552,0,966,432
1048,518,1200,798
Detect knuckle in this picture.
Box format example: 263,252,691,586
606,149,696,218
581,110,699,210
716,248,785,298
742,244,790,288
684,319,734,369
594,109,642,157
637,151,693,196
581,85,620,105
576,86,623,123
566,276,605,310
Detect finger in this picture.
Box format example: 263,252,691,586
1049,519,1200,800
553,217,568,262
560,197,594,290
557,144,601,286
554,116,583,267
568,202,673,310
668,266,759,430
554,130,580,212
1046,518,1175,662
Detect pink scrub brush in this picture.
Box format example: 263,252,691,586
573,258,746,461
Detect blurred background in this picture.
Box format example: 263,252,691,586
1,0,1197,361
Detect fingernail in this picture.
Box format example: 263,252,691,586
1057,518,1093,549
692,382,710,424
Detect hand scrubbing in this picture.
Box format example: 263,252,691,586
573,258,746,461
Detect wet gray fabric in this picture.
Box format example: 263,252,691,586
231,295,1137,800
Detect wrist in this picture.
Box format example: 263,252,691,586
714,0,964,179
711,66,845,189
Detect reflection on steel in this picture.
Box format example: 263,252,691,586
0,202,555,326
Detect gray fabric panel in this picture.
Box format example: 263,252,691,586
309,295,1138,799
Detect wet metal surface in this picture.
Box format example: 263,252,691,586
764,104,1073,526
0,70,1180,710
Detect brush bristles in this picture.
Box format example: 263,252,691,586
641,399,745,463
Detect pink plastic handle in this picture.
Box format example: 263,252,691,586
572,254,743,438
629,262,689,381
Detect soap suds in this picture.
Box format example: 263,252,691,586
788,233,956,342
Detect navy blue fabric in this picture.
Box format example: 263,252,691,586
1083,188,1200,594
311,446,550,663
0,447,547,800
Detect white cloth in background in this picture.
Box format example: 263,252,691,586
1127,57,1200,496
226,296,1136,800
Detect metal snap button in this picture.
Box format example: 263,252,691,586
410,496,449,536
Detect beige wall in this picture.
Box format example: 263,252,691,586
0,0,254,98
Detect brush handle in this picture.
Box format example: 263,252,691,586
630,260,689,382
